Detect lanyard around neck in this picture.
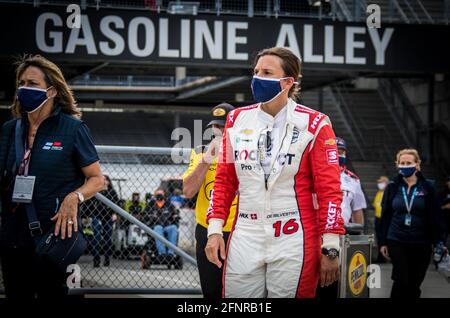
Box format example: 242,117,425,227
402,186,417,214
18,148,31,176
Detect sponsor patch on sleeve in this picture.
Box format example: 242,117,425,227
324,138,336,146
326,149,338,165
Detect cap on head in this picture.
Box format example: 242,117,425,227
207,103,235,127
336,137,347,150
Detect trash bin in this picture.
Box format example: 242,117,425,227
338,223,374,298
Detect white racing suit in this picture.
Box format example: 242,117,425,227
207,98,345,298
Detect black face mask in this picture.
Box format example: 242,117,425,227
156,194,165,201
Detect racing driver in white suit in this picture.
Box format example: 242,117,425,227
205,47,345,298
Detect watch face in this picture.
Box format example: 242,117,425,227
76,192,84,203
329,249,339,258
322,248,339,259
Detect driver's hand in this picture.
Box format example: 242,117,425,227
319,255,340,287
205,234,226,268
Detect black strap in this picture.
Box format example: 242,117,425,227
14,120,42,238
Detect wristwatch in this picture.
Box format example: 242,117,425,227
74,191,85,204
321,248,340,260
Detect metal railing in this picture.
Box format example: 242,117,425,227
402,0,422,24
0,145,203,295
339,0,447,25
377,78,426,149
360,125,396,162
338,82,404,162
0,0,332,19
328,82,404,163
70,75,205,88
446,0,450,24
328,85,366,160
335,0,353,21
95,192,196,264
1,0,448,24
352,0,368,22
433,123,450,176
414,0,434,24
377,78,450,178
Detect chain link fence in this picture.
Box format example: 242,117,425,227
0,145,202,294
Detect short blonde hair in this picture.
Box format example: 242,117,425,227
395,148,421,170
377,176,389,183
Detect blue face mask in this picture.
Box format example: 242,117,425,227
17,86,52,113
251,76,293,103
339,155,346,166
398,165,417,178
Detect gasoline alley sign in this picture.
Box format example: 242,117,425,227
0,3,449,73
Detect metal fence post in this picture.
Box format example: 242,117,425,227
248,0,254,17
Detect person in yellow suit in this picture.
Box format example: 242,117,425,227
183,103,237,299
373,176,389,262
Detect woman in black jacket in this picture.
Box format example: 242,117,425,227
0,55,104,299
379,149,446,298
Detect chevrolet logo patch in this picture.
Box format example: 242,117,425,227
240,129,254,135
213,108,226,117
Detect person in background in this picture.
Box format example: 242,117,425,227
117,199,126,210
90,175,119,267
125,192,145,219
379,149,446,298
143,188,180,260
170,188,186,209
116,198,127,229
440,176,450,244
336,137,366,226
139,192,156,268
182,102,237,299
373,176,389,263
145,192,153,205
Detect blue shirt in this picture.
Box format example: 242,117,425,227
170,195,185,208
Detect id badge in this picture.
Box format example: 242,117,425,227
12,175,36,203
404,214,412,227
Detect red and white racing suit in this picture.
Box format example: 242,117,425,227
206,98,345,298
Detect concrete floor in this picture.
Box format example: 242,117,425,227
369,263,450,298
1,261,448,299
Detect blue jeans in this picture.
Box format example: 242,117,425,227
92,217,113,259
153,224,178,256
